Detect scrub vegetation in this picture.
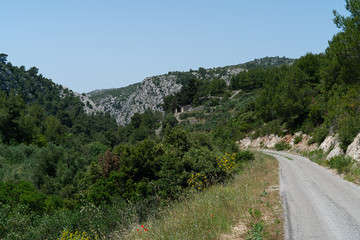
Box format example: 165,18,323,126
1,0,360,239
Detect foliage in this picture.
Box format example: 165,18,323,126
58,229,98,240
230,68,266,92
294,135,303,145
306,150,325,164
330,0,360,85
338,114,360,151
237,150,255,162
217,153,237,175
307,125,329,145
187,173,208,191
254,120,284,137
98,150,120,178
274,142,291,151
122,152,283,240
247,221,264,240
4,1,360,237
118,108,163,143
327,155,354,174
87,83,140,107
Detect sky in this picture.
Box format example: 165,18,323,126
1,0,349,93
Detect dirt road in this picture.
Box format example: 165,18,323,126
263,150,360,240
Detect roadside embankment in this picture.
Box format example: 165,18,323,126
120,152,283,240
238,133,360,184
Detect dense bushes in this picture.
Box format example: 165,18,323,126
338,115,360,151
3,2,360,238
307,150,325,164
0,123,250,239
327,155,354,174
274,142,291,151
86,127,244,206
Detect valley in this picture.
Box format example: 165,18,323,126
1,1,360,239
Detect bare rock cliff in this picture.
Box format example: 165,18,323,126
113,75,182,126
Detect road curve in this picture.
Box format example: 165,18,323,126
263,150,360,240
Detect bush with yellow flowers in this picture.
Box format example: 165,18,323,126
187,172,208,191
217,153,236,174
58,229,98,240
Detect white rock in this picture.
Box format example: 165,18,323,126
238,137,252,148
252,136,266,148
264,134,281,148
346,133,360,161
326,143,343,160
319,135,338,153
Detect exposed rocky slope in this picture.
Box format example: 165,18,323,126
85,57,294,125
238,132,360,161
238,133,317,152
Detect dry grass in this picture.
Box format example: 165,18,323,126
118,151,283,240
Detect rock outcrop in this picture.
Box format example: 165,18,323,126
113,75,182,125
319,135,338,153
237,132,318,152
84,57,295,126
346,133,360,161
238,132,360,161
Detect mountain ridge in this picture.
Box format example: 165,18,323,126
85,56,294,125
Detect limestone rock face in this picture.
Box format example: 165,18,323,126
346,133,360,161
83,57,295,126
282,134,295,146
264,134,281,148
237,133,318,152
83,70,243,125
316,134,343,160
326,142,343,160
113,75,182,126
83,75,181,126
61,87,104,114
252,136,266,148
319,135,338,153
236,131,350,160
237,137,252,148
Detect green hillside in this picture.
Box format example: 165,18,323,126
0,54,253,239
168,56,294,85
1,1,360,239
87,82,141,106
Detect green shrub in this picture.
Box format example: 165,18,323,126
257,120,284,137
1,197,137,240
338,115,360,151
179,113,190,120
308,125,328,145
327,155,354,174
236,150,254,162
274,142,291,151
293,135,303,145
205,98,220,107
307,150,325,164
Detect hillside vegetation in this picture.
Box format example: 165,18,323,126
86,56,294,125
1,1,360,239
0,54,256,239
168,0,360,155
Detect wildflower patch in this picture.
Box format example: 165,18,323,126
188,172,208,191
217,153,236,174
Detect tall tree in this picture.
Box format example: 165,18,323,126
327,0,360,84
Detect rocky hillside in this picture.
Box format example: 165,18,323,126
86,56,294,125
238,132,360,162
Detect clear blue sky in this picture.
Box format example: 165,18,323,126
1,0,348,93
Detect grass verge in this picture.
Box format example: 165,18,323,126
119,151,283,240
301,150,360,185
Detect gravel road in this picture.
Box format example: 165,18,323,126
263,150,360,240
